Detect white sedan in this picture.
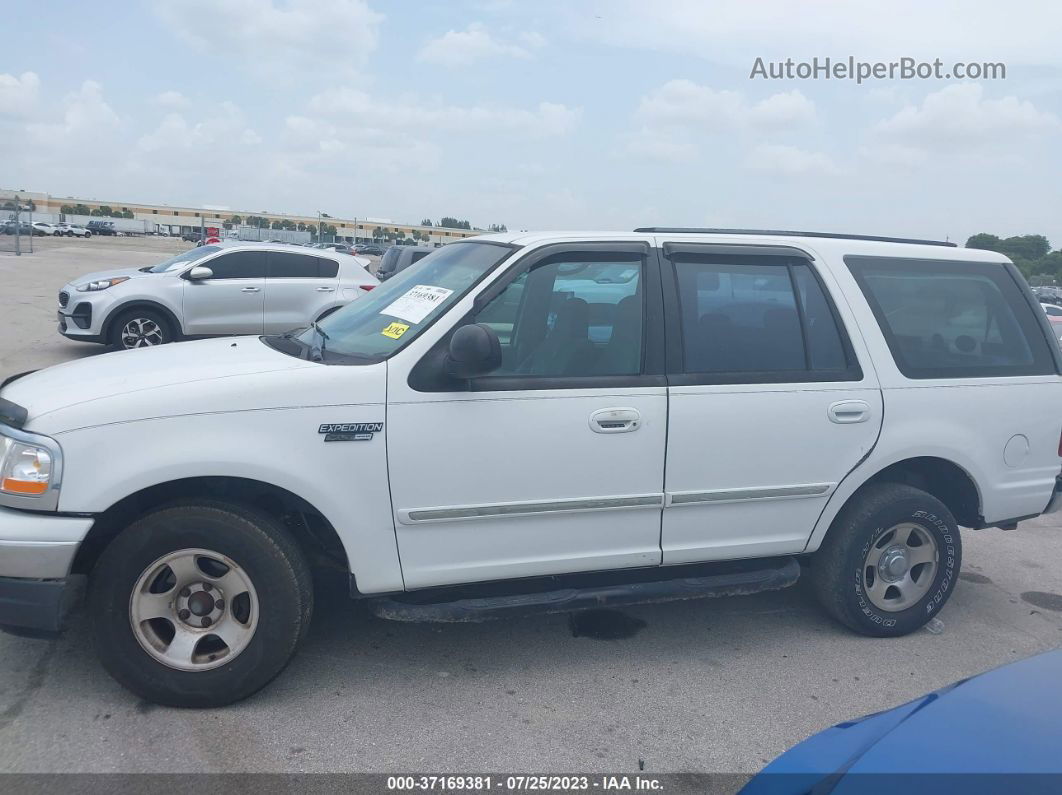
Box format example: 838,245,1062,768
32,222,60,236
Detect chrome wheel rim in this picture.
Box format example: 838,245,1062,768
121,318,164,348
129,548,259,672
863,522,938,612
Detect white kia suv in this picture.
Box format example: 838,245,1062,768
56,241,379,349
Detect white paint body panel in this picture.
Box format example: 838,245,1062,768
663,382,882,562
386,387,667,588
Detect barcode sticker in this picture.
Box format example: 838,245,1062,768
380,285,454,324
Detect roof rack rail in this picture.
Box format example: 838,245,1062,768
632,227,957,248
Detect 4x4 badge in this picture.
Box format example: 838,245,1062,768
318,422,383,442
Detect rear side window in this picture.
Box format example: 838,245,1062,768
845,256,1056,379
268,251,318,278
316,257,339,278
671,254,859,382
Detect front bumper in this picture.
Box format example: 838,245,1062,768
0,507,94,634
0,575,84,634
1044,476,1062,514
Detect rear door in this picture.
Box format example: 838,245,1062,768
660,242,883,562
263,250,340,333
181,249,267,335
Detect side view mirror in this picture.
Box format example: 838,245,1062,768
445,323,501,379
187,266,213,280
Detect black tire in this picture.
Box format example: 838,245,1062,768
84,231,92,238
811,483,961,637
89,501,314,708
108,307,174,349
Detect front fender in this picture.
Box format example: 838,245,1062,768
54,406,402,593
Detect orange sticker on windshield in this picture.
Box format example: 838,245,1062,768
381,322,410,340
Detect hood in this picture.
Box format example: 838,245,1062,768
1,337,316,429
65,266,160,289
746,648,1062,791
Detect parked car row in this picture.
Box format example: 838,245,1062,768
1,219,129,237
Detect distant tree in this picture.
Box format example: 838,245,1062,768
1002,235,1050,262
966,233,1002,251
321,223,338,237
73,203,91,216
488,223,508,233
372,226,384,241
420,218,433,227
60,204,74,215
229,214,243,226
121,210,134,219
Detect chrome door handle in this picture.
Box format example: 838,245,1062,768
828,400,871,424
316,287,335,292
589,407,641,434
241,287,261,293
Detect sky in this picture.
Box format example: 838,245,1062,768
2,0,1061,245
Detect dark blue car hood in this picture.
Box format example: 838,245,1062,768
744,648,1062,794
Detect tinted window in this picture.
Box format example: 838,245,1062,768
846,256,1056,378
476,256,644,377
673,255,856,380
269,251,320,278
378,247,401,274
317,257,339,278
206,251,268,279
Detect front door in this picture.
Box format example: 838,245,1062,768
386,243,668,589
659,243,883,562
182,249,267,335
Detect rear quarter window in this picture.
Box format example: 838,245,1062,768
845,255,1057,379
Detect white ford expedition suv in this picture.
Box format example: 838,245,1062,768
57,241,378,349
2,229,1060,707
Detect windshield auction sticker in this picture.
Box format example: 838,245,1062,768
381,285,454,324
381,322,410,339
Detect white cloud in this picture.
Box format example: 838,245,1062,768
873,83,1059,152
418,23,544,66
0,71,40,116
136,103,260,154
308,88,580,136
154,0,383,80
26,80,121,146
573,0,1062,68
153,90,191,110
624,80,815,160
636,80,815,131
745,144,842,176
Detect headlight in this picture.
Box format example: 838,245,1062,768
77,277,129,292
0,437,53,496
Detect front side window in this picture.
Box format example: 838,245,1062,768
846,256,1056,378
672,254,857,381
294,242,514,360
148,245,222,273
474,255,644,378
205,251,268,279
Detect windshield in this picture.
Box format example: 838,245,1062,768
147,246,222,273
292,241,513,360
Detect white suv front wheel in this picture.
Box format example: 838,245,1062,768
89,502,314,707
